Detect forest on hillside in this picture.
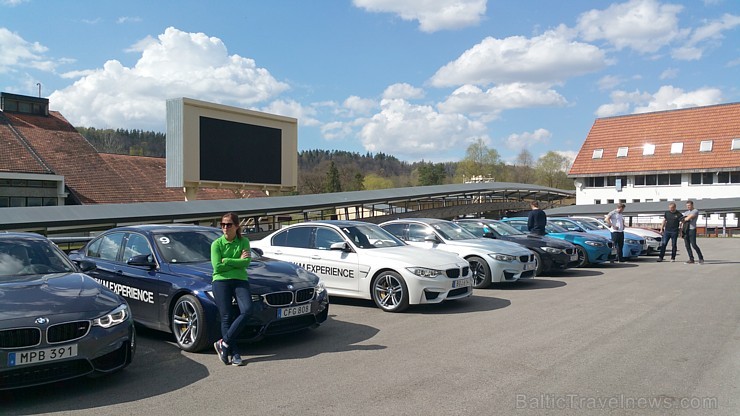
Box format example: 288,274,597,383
77,127,574,194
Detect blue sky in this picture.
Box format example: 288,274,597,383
1,0,739,164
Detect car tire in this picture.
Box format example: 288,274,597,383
468,256,492,288
171,294,209,352
533,252,544,276
371,271,409,312
575,245,589,267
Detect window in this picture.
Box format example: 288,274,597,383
635,175,645,186
670,142,683,154
607,199,614,204
272,227,312,248
382,223,406,240
732,138,740,150
594,199,601,204
314,228,344,250
123,233,153,261
97,233,125,261
718,172,729,183
606,176,627,187
636,174,680,186
619,199,627,203
699,140,713,152
691,172,714,185
592,149,603,159
617,147,629,157
733,172,740,183
632,199,640,203
408,224,435,242
643,144,655,155
646,175,657,186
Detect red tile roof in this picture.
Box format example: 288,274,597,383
1,110,264,203
569,103,740,177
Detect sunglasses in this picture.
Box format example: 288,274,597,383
220,222,235,228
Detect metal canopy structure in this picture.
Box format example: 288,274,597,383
545,197,740,217
0,182,573,235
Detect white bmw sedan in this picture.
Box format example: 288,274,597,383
251,220,473,312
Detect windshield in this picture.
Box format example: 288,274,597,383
432,222,479,241
341,225,405,249
570,219,600,231
154,230,225,263
577,217,609,229
0,238,76,277
489,221,524,236
545,223,568,233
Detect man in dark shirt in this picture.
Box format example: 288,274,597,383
527,201,547,236
658,202,683,262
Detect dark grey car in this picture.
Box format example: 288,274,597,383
0,232,135,390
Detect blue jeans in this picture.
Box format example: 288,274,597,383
683,229,703,262
212,279,252,354
659,229,679,260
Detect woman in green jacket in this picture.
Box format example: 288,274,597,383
211,212,251,366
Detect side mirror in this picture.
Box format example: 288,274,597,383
127,254,157,269
330,242,351,252
483,232,496,239
423,235,439,243
76,259,97,272
252,247,264,256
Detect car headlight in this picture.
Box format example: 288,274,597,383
542,247,563,254
315,281,326,295
645,237,656,242
489,253,516,262
584,240,604,247
93,304,129,328
406,267,443,278
625,239,639,245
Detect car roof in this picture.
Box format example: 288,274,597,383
382,218,449,225
103,224,220,233
0,231,49,241
302,220,377,228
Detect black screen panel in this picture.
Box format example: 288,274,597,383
199,116,282,184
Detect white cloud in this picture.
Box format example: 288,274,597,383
342,95,377,116
633,85,723,113
117,16,143,24
261,99,320,126
437,83,567,120
555,150,578,169
597,75,624,91
671,13,740,60
1,0,29,5
429,26,607,87
321,121,355,141
0,28,58,73
382,83,425,100
505,128,552,151
659,68,679,79
596,86,723,117
358,98,488,161
49,27,288,130
353,0,487,32
576,0,685,54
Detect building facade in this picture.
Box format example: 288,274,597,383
569,103,740,226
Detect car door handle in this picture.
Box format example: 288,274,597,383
310,255,321,260
274,250,283,255
116,270,124,275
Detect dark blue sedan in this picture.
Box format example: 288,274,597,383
69,225,329,352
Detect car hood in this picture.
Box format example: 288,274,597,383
166,259,319,294
0,272,123,321
547,231,611,243
443,238,532,255
587,230,643,242
360,245,467,268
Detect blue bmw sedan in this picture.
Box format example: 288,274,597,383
69,225,329,352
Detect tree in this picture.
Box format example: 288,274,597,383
363,173,395,190
325,161,342,193
535,151,573,189
458,138,502,181
512,149,535,184
416,162,446,186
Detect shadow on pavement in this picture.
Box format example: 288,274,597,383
328,293,512,314
547,269,604,277
491,278,567,290
1,326,209,414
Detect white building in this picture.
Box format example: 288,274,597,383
568,103,740,227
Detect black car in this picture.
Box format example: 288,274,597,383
69,225,329,352
454,219,580,275
0,232,135,390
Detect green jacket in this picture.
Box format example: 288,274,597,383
211,235,251,281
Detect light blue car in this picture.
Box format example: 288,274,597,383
549,217,646,259
500,218,615,267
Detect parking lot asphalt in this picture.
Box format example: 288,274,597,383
3,238,739,416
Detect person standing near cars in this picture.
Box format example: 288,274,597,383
604,203,626,263
682,200,704,265
658,202,683,262
211,212,252,366
527,201,547,236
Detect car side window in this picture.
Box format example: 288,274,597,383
408,224,433,242
381,223,406,240
123,233,153,261
278,227,312,249
314,227,344,250
95,233,125,261
85,238,102,258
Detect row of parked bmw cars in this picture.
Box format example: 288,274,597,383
0,214,661,390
